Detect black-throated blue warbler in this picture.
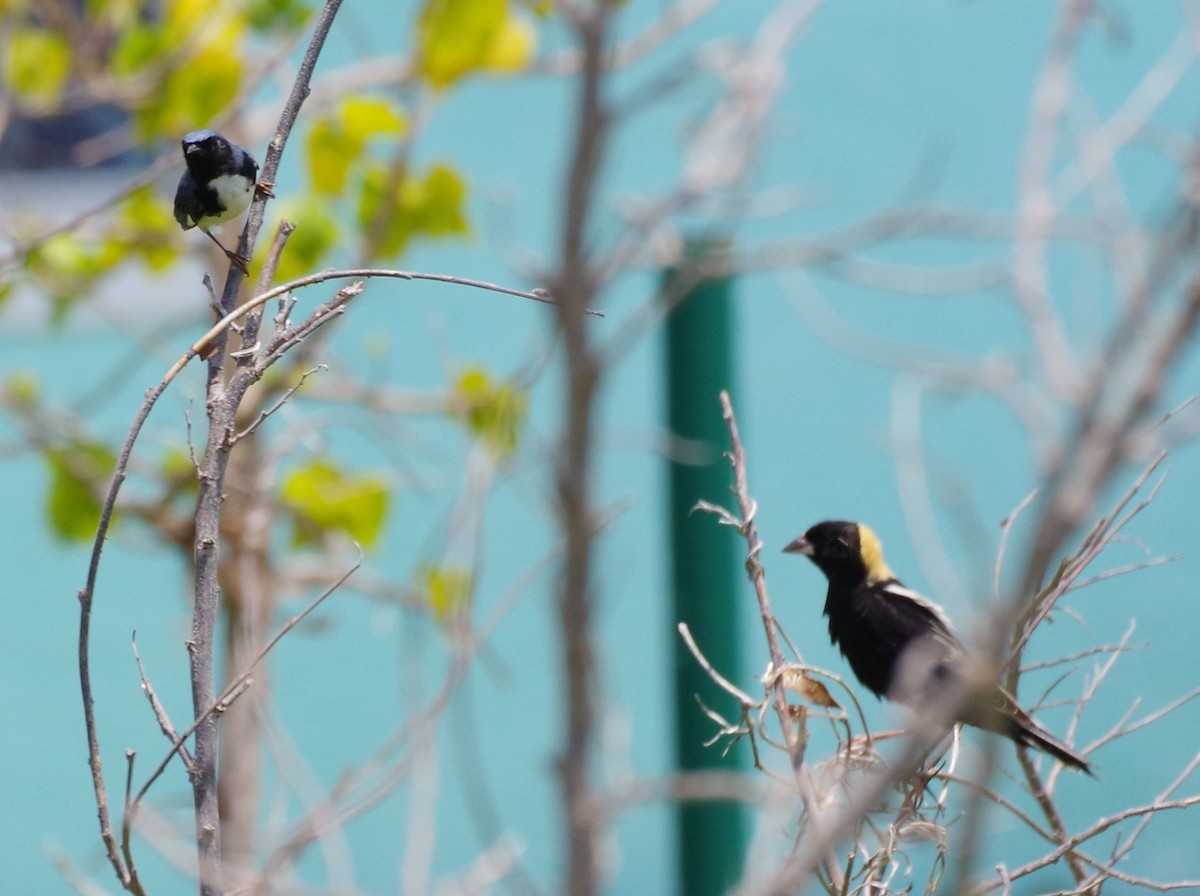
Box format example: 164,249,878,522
173,129,261,272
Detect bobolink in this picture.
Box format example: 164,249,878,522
784,520,1092,774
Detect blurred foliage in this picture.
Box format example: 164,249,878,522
0,0,551,882
416,563,473,623
1,0,538,625
306,96,407,197
280,459,390,549
3,27,72,111
357,162,470,259
45,441,116,541
244,0,313,32
158,446,201,496
417,0,535,88
263,198,340,284
451,365,527,459
1,0,538,309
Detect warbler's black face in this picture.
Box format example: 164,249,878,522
182,131,233,174
783,520,866,581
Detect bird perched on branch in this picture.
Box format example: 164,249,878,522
784,520,1092,774
173,129,262,272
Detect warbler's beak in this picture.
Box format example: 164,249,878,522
783,535,812,556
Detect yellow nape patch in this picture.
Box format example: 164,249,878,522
856,523,895,584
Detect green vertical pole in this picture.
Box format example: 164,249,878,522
663,235,744,895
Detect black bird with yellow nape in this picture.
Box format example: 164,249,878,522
784,520,1092,774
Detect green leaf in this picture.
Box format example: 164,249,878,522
111,23,166,76
163,0,221,40
414,165,471,236
27,233,118,309
280,460,389,548
452,366,526,458
306,118,361,196
357,162,469,259
87,0,144,31
113,185,183,270
264,201,338,282
45,442,115,542
482,11,535,73
340,95,406,140
416,563,472,622
416,0,534,86
157,48,243,136
4,27,72,111
4,372,39,406
127,13,245,139
417,0,505,88
244,0,312,32
306,97,406,196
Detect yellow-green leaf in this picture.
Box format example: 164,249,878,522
339,96,406,140
166,49,243,133
131,38,243,138
417,0,506,88
452,366,526,458
357,162,469,259
413,165,470,236
164,0,214,40
87,0,143,31
45,442,115,542
158,446,192,476
263,202,338,282
306,97,406,196
244,0,312,32
4,28,72,111
280,460,389,548
111,23,166,76
306,118,361,196
27,233,117,307
417,563,472,622
113,185,183,270
484,12,535,74
4,372,39,405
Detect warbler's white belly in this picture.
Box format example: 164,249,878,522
206,173,254,224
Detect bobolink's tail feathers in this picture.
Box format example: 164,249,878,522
1011,713,1093,775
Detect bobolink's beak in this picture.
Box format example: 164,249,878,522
783,535,813,556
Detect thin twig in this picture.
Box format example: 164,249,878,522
131,634,193,772
677,623,758,705
710,390,845,892
133,552,361,807
233,364,328,443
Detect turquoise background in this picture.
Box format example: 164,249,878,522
3,2,1200,892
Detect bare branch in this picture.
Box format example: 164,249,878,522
132,552,361,808
130,634,193,773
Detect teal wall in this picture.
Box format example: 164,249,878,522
3,2,1200,892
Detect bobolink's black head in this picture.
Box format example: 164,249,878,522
783,520,895,586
